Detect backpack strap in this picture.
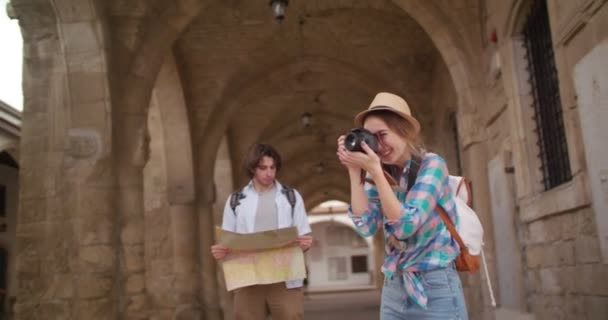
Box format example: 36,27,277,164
407,155,422,192
281,185,297,219
229,189,246,216
436,205,466,251
456,177,473,207
230,186,298,218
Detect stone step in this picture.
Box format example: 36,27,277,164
494,308,535,320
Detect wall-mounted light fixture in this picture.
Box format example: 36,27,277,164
314,162,324,174
301,112,312,128
270,0,289,22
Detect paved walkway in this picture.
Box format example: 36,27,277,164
303,290,381,320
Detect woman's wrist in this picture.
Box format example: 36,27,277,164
347,167,361,178
368,166,384,180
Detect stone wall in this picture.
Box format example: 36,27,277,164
482,0,608,319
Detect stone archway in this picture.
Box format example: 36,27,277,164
12,0,497,318
179,1,495,314
143,53,201,318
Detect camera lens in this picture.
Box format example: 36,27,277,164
345,135,358,150
344,128,378,153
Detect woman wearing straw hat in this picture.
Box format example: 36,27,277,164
336,92,468,319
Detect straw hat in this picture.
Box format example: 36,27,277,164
354,92,421,134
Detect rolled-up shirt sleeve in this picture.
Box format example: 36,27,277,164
384,154,449,240
348,182,383,237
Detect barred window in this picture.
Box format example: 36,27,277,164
522,0,571,190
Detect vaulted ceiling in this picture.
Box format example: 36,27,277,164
172,0,450,205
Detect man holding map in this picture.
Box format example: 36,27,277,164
211,143,313,320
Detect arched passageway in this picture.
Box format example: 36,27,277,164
22,0,608,319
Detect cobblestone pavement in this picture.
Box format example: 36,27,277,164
303,290,381,320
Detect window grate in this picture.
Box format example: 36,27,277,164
522,0,571,190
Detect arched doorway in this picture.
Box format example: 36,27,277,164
306,201,375,291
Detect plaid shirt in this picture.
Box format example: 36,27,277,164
349,152,459,308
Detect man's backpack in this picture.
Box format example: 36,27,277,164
229,185,297,218
408,156,483,273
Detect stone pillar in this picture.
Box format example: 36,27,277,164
459,110,499,319
198,179,222,320
153,56,202,318
13,1,118,319
171,204,202,318
114,116,149,319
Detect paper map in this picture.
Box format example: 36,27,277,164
216,227,306,291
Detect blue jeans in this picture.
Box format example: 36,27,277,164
380,265,468,320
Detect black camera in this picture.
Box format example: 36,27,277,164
344,128,379,153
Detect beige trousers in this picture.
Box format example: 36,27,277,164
233,283,304,320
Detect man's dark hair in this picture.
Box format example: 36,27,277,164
244,143,282,178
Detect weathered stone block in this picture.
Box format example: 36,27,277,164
539,268,563,295
527,220,553,244
557,266,578,292
576,264,608,296
45,274,74,299
122,221,145,245
66,128,102,159
25,301,71,320
124,244,145,272
552,241,575,267
126,293,148,314
575,208,598,236
575,235,601,264
525,244,544,269
558,212,577,240
126,273,145,294
147,258,172,275
526,270,541,293
68,71,107,104
78,245,115,272
73,297,115,320
61,22,101,56
147,275,177,308
75,213,113,246
19,198,47,224
53,0,97,22
70,100,109,128
76,274,113,299
585,296,608,320
150,310,174,320
18,277,49,302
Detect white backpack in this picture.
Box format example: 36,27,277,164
447,175,496,307
447,176,483,255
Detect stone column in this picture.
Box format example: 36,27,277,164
198,179,222,320
113,115,150,319
171,204,201,318
459,109,499,319
154,56,202,318
12,0,119,318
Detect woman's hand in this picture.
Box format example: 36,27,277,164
337,137,382,177
211,244,230,260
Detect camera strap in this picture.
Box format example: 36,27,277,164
363,169,399,186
